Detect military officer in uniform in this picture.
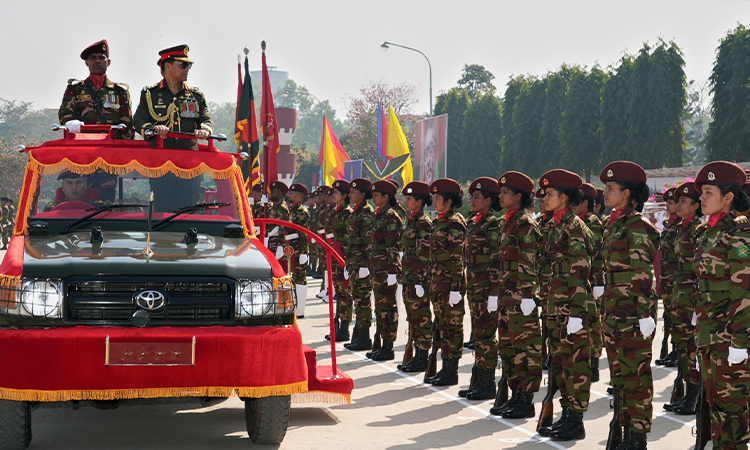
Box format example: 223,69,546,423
1,197,14,250
59,39,133,139
133,44,213,212
267,181,289,260
286,183,310,318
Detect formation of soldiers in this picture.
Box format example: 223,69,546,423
0,197,15,250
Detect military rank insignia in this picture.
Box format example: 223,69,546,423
523,234,533,244
632,235,644,245
737,244,749,258
571,242,584,253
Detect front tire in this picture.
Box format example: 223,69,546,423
0,400,31,450
244,395,291,445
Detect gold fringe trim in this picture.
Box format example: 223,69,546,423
292,391,351,405
233,174,252,238
27,157,239,181
0,380,308,402
0,275,20,289
17,170,39,236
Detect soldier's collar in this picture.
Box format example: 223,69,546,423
158,79,189,91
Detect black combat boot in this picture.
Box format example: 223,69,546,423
400,348,429,373
431,358,459,386
466,367,496,400
538,407,569,437
550,410,585,441
464,337,475,350
673,382,699,415
628,429,647,450
326,319,350,342
458,365,479,398
501,389,535,419
663,349,679,368
591,356,600,383
489,386,518,416
369,340,395,361
344,328,371,351
614,427,631,450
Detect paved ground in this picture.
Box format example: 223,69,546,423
0,255,700,449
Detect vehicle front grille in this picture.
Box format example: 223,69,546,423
65,277,234,323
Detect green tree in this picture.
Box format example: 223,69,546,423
457,64,496,98
706,24,750,162
291,141,319,187
499,76,526,172
684,79,710,166
539,65,579,171
508,76,546,177
600,56,634,164
461,92,502,181
433,87,470,179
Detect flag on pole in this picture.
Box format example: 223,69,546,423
376,102,388,160
386,104,413,185
260,41,279,188
318,116,351,186
235,51,260,194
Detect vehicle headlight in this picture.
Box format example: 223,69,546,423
20,279,63,318
236,281,274,317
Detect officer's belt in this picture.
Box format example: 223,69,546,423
467,254,492,264
698,279,730,292
349,238,368,245
500,261,519,271
676,262,694,272
434,253,452,262
551,262,571,275
605,271,634,284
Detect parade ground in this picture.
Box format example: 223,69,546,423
1,256,697,449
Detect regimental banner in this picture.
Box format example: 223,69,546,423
414,114,448,185
344,160,363,181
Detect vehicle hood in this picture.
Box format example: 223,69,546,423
21,231,273,279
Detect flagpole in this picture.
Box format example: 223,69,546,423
261,41,270,224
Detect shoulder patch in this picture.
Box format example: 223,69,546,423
115,82,129,90
523,234,534,244
143,82,159,91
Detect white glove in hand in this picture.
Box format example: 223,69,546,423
299,254,308,265
398,252,404,259
448,291,462,306
249,197,255,205
261,195,269,204
344,269,349,280
65,119,83,133
311,238,316,244
487,296,498,313
691,311,698,326
593,286,604,299
387,274,397,286
567,317,584,334
728,347,749,366
275,247,283,259
520,298,536,316
358,267,369,279
639,317,656,338
415,285,425,297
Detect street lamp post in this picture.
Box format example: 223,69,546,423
380,41,432,116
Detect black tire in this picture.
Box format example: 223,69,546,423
0,400,31,450
244,395,291,445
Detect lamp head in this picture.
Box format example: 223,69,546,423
381,42,389,52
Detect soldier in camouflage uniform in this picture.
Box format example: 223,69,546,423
600,161,661,450
59,39,133,139
266,181,289,260
424,178,467,387
574,183,606,383
308,188,321,277
250,182,264,220
594,188,606,219
663,182,704,415
535,188,555,374
693,162,750,449
657,187,680,367
287,183,311,318
1,197,14,250
385,179,407,220
344,178,376,351
364,181,404,361
397,181,434,373
491,172,543,419
325,180,354,342
458,177,501,400
538,169,594,441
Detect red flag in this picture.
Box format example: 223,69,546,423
260,42,279,188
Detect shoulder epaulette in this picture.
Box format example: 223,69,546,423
143,82,159,91
735,216,750,231
67,78,82,86
189,86,203,95
115,82,129,90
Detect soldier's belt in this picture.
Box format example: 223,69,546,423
467,254,492,264
605,271,634,284
551,262,572,275
500,261,519,271
326,233,334,239
698,279,730,292
284,233,299,241
317,229,326,234
676,262,694,272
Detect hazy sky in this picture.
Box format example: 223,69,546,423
2,0,749,118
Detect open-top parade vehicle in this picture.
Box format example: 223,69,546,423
0,125,353,448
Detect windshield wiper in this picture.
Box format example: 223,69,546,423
61,204,148,234
151,202,230,231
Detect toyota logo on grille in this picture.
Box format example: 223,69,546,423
134,290,167,310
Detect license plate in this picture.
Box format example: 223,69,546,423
105,336,195,366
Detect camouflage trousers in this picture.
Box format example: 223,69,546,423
589,297,604,359
556,315,591,413
547,316,567,408
672,289,699,385
1,227,9,247
468,291,498,370
431,289,465,360
372,271,399,343
292,258,307,285
332,262,352,322
663,293,677,343
604,325,654,434
699,344,750,449
498,300,542,393
351,273,373,329
403,284,433,351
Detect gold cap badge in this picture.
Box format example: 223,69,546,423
708,172,716,181
500,177,506,183
607,169,614,178
684,187,689,193
542,178,548,186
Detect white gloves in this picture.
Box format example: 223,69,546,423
448,291,462,306
691,311,698,326
249,197,255,205
358,267,370,278
65,119,83,133
275,247,283,259
593,286,604,299
415,285,425,297
639,317,656,338
487,296,498,313
728,347,749,366
299,254,308,265
520,298,536,316
398,252,404,259
567,317,584,334
261,195,269,204
311,238,316,244
344,269,349,280
387,274,397,286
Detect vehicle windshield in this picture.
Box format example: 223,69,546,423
28,169,241,223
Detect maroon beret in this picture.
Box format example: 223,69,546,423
539,169,582,191
402,181,430,196
674,182,700,203
81,39,108,59
326,188,334,196
498,171,534,194
289,183,308,196
387,179,400,190
695,161,747,191
316,185,331,195
469,177,500,195
580,183,597,199
373,180,397,195
743,182,750,200
600,161,647,184
333,179,350,193
350,178,372,192
270,181,288,195
430,178,462,195
595,188,604,202
663,186,677,202
535,187,546,199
